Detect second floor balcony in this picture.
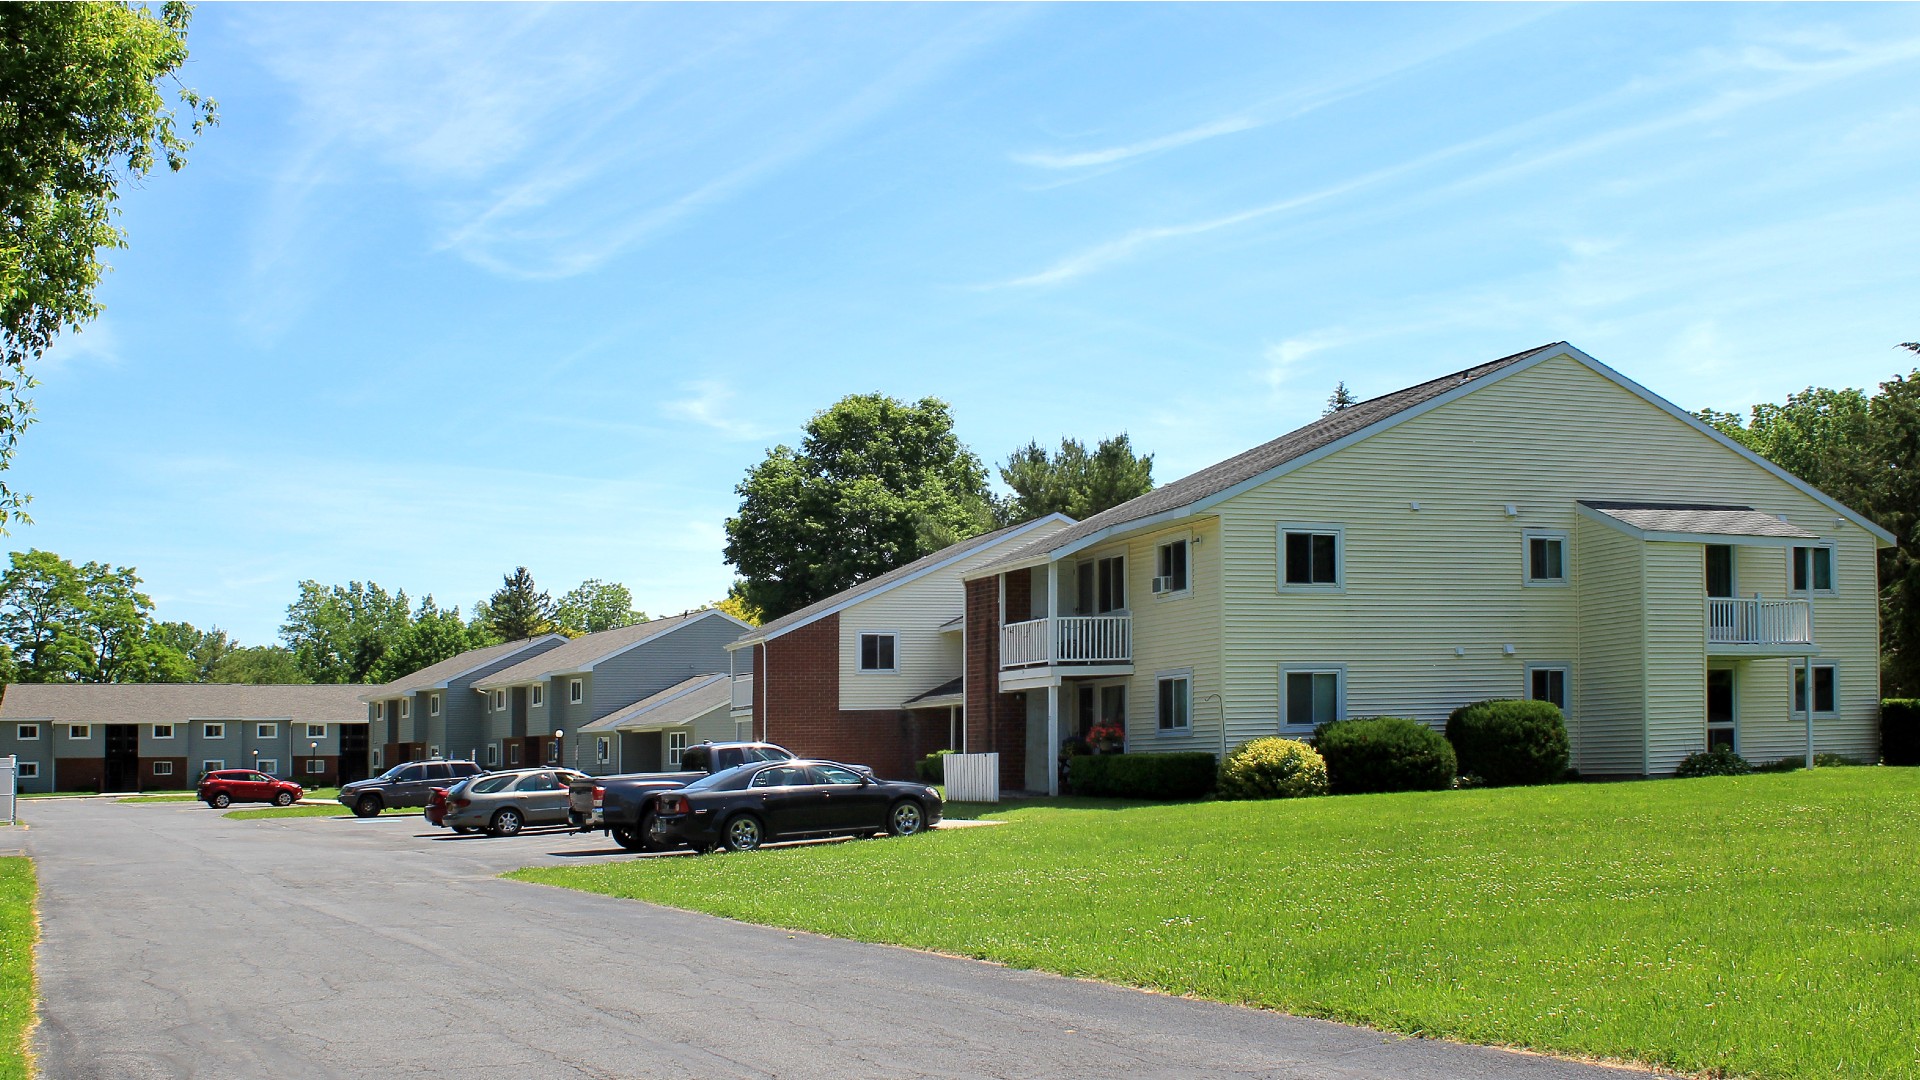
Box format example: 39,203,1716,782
1001,614,1132,669
1707,597,1815,654
729,672,753,714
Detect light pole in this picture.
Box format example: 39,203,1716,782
551,729,564,768
251,747,260,777
310,741,319,783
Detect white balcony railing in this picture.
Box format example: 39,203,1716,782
729,673,753,712
1707,597,1813,647
1000,615,1132,669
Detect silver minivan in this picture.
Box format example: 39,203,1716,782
441,768,587,836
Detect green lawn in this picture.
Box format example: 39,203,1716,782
116,793,200,804
226,804,413,820
0,858,35,1080
512,769,1920,1079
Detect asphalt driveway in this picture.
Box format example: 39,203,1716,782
18,798,1654,1079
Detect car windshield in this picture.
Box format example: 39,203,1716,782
683,763,757,792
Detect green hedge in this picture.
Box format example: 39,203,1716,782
916,750,954,783
1313,717,1456,794
1883,699,1920,766
1445,699,1570,786
1675,746,1751,777
1068,752,1217,800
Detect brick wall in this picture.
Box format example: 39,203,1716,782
963,574,1029,791
760,612,938,779
140,757,188,789
56,758,104,793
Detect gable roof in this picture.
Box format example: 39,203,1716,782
578,673,729,733
972,342,1895,574
1577,500,1819,544
475,610,746,689
734,513,1074,646
1,683,372,725
364,634,567,700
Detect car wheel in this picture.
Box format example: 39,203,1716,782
211,792,231,809
887,800,925,837
273,791,294,807
610,824,650,852
489,807,524,837
721,813,764,852
353,795,383,818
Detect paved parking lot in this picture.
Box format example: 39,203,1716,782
18,798,1652,1079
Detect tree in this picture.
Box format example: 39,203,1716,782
997,434,1154,525
0,548,188,681
553,579,645,636
725,395,993,619
709,580,762,627
209,645,309,685
149,621,234,681
0,3,216,525
279,581,412,684
368,598,477,682
485,567,554,641
1324,381,1358,415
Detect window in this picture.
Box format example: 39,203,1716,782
531,684,544,708
257,723,278,739
257,759,279,775
472,774,515,794
1794,663,1838,715
858,632,898,673
1527,664,1570,711
204,723,225,740
305,759,326,775
491,690,505,711
69,724,92,740
817,763,864,785
17,762,37,779
15,725,37,741
508,743,522,765
152,761,174,776
1155,539,1190,595
202,760,225,775
1283,667,1344,729
373,702,385,721
1156,673,1191,733
1791,544,1836,593
304,724,325,739
1279,526,1342,589
486,744,499,766
425,762,451,781
429,746,441,760
667,731,689,768
399,699,410,720
429,694,441,717
1524,531,1569,585
152,724,173,740
596,737,611,765
1075,555,1128,614
568,679,584,704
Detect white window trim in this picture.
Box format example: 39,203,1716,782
486,744,499,766
531,684,544,708
1276,523,1346,593
1789,541,1839,596
1795,661,1840,716
15,724,37,741
152,724,174,740
491,690,505,711
17,761,38,779
595,736,611,764
305,759,326,775
429,693,442,717
202,760,225,774
203,723,226,740
399,699,410,720
667,731,690,769
1522,529,1571,587
1154,669,1194,735
68,724,92,740
257,759,280,775
304,724,326,739
1153,533,1194,600
372,748,383,768
1280,664,1348,730
856,631,901,674
1524,662,1573,711
256,723,278,739
568,678,584,705
373,702,385,721
152,760,175,776
428,745,441,759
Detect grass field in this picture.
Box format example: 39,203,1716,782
512,769,1920,1079
226,804,413,820
0,858,35,1080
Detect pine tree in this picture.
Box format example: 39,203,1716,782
485,568,553,641
1323,382,1358,416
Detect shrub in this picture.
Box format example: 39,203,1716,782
1883,699,1920,766
1753,757,1802,773
916,750,954,784
1675,746,1751,777
1068,752,1216,799
1814,752,1863,767
1217,738,1328,800
1444,699,1570,787
1313,717,1456,794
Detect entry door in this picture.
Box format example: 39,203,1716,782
103,725,139,793
1706,668,1736,750
338,725,369,784
1705,546,1736,597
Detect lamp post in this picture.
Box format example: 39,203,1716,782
251,748,260,777
551,729,564,768
310,741,319,782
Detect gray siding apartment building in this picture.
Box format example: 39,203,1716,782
363,635,568,771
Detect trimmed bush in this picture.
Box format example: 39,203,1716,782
916,750,954,784
1883,699,1920,766
1675,746,1751,777
1313,717,1456,794
1068,752,1217,800
1753,757,1803,773
1217,738,1328,800
1444,699,1570,787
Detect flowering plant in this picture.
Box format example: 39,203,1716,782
1086,723,1126,751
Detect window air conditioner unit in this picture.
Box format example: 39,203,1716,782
1151,576,1174,593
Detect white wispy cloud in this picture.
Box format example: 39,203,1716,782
1012,116,1264,170
662,381,773,441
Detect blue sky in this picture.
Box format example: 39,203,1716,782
20,3,1920,645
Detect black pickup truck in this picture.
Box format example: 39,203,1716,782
568,742,795,851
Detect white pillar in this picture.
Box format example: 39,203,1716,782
1047,682,1060,797
1804,657,1815,769
1045,561,1059,662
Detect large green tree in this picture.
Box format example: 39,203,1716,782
484,567,554,641
279,581,412,684
0,2,215,524
996,434,1155,526
725,395,993,620
553,579,645,636
0,548,188,681
368,599,479,682
149,620,234,681
209,644,308,684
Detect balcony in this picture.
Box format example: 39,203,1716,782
729,673,753,715
1001,615,1132,669
1706,597,1816,655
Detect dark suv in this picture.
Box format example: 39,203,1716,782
339,760,483,817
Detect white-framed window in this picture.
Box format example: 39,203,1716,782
371,748,383,768
152,760,174,776
1523,530,1569,586
596,736,611,764
373,702,385,721
204,723,225,740
202,759,225,774
306,759,326,775
399,699,410,720
69,724,92,740
491,690,505,711
1278,524,1343,591
152,724,174,740
429,694,441,717
531,684,544,708
667,731,689,768
428,745,441,759
1794,663,1839,715
1074,554,1128,614
1281,665,1345,729
1791,543,1837,594
257,759,279,775
508,743,522,765
304,724,325,739
857,632,898,673
568,679,584,704
486,744,499,766
1155,671,1192,733
15,724,37,741
1526,663,1571,711
257,723,278,739
16,761,38,779
1154,537,1191,596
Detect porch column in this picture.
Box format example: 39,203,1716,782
1046,682,1060,797
1804,657,1815,769
1045,560,1058,662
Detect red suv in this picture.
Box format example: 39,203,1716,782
199,770,304,809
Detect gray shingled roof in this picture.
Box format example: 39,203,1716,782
475,611,735,688
739,514,1073,643
903,676,963,708
0,683,372,724
369,634,566,698
974,343,1562,573
578,673,730,733
1579,501,1818,539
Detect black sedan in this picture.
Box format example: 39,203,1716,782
648,759,942,853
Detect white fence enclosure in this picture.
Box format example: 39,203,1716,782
944,752,1000,803
0,756,14,824
1707,597,1813,646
